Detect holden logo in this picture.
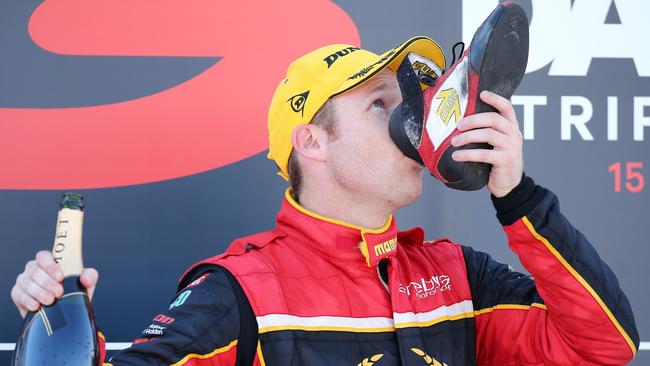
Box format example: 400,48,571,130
288,90,310,116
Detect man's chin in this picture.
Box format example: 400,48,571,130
392,181,423,209
407,184,424,205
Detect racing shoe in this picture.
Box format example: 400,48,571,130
389,2,529,191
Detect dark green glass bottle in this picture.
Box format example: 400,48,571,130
13,193,99,366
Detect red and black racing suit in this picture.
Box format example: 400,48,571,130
103,175,639,365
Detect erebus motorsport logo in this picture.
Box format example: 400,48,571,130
399,274,452,299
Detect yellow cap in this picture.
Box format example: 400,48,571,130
267,36,446,180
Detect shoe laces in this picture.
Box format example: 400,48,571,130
449,41,466,69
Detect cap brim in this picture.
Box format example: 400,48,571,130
331,36,446,97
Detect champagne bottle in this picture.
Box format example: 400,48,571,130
13,193,99,366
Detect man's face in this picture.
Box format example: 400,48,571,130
325,69,424,209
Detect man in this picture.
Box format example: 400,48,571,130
11,16,639,366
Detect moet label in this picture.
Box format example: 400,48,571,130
52,208,84,277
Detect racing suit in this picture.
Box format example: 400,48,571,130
104,175,639,365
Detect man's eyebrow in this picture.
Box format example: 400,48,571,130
363,82,399,100
367,82,390,93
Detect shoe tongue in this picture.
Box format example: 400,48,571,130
396,56,423,101
406,52,442,86
388,57,425,164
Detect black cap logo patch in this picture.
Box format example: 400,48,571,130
287,90,310,117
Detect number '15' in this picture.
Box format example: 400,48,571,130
608,162,645,193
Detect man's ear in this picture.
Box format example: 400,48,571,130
292,124,327,163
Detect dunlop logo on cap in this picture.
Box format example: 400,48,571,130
287,90,310,117
323,46,361,68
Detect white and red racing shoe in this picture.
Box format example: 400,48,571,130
389,2,529,191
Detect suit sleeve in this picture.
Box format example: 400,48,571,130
103,265,255,366
465,174,639,365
